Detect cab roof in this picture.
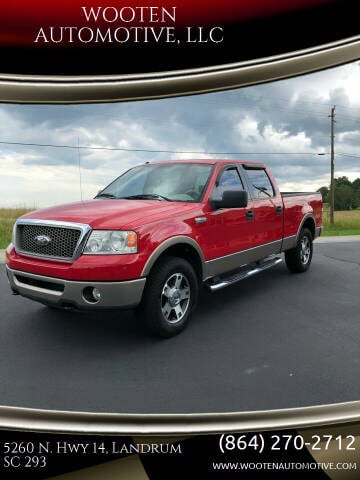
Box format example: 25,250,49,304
143,159,267,168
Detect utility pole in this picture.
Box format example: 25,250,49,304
329,105,336,225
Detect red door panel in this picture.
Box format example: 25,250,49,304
200,166,255,260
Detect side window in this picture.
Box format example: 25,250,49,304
217,168,244,197
246,169,275,199
214,168,244,200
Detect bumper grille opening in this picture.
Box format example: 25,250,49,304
17,224,81,259
15,274,65,293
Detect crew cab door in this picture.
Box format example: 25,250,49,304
202,165,255,261
242,165,283,250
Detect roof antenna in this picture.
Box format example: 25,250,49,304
77,136,83,201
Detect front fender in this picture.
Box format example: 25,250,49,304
141,236,205,277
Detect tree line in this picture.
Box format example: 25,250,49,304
318,176,360,210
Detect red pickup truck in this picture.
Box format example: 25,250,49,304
6,160,322,337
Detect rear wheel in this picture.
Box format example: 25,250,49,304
139,256,198,338
285,228,313,273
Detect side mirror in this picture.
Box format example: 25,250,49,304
210,189,248,210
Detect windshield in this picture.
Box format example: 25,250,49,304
97,163,214,202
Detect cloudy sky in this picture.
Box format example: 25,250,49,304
1,60,360,208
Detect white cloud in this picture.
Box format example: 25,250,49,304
235,116,312,153
279,175,330,193
1,61,360,207
0,152,99,208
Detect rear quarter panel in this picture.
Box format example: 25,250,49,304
282,193,323,238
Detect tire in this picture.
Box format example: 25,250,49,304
139,256,198,338
285,228,313,273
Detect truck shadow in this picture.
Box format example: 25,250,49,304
20,303,152,353
30,264,289,345
22,260,324,352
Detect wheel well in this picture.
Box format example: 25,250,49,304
150,244,203,282
302,217,315,239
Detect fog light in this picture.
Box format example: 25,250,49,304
83,286,101,304
92,288,101,301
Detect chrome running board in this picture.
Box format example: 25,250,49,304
207,255,282,292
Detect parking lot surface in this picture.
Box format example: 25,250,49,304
0,240,359,413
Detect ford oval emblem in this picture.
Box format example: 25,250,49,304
34,235,51,246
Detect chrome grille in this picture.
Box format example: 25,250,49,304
15,220,91,261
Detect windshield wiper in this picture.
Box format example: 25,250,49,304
121,194,172,201
253,185,272,198
95,193,118,199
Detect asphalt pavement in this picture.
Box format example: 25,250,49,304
0,239,359,414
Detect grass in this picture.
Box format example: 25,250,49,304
0,208,34,249
1,206,360,249
322,208,360,236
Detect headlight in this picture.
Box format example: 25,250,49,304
83,230,137,254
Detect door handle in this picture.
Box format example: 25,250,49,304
276,205,283,215
246,210,254,220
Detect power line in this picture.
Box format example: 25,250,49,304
236,98,329,118
0,140,326,156
240,91,360,120
334,103,360,113
337,152,360,159
334,112,360,122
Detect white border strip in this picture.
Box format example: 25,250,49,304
0,35,360,103
1,402,360,435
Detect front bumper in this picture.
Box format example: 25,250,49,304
6,266,146,310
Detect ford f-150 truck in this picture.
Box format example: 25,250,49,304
6,160,322,337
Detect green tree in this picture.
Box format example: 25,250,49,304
334,176,352,188
317,186,329,203
352,178,360,208
352,178,360,191
334,184,354,210
318,176,360,210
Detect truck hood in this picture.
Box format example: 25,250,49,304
21,199,200,230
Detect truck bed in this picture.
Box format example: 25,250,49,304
281,192,320,197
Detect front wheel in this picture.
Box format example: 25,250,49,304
285,228,313,273
139,256,198,338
